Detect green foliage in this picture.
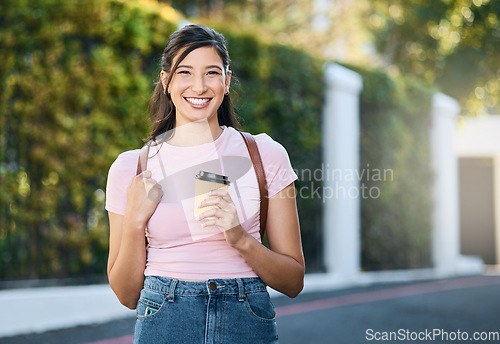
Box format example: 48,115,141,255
0,0,325,282
0,0,177,282
367,0,500,115
344,64,436,270
0,0,437,282
218,28,325,272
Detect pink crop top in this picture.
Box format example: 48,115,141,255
105,126,298,280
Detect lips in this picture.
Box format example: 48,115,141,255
185,97,212,105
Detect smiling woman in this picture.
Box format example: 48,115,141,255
147,25,239,144
105,24,304,344
162,46,231,128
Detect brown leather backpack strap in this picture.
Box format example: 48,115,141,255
136,143,151,247
136,144,151,175
240,131,268,240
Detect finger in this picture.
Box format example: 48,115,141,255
198,196,224,209
202,218,231,231
152,183,162,191
147,186,163,202
139,170,152,178
208,188,231,199
200,218,217,228
196,208,217,221
214,190,233,204
145,182,162,198
196,207,223,221
147,183,162,193
143,178,158,185
201,191,234,207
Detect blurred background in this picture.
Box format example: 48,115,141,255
1,0,500,340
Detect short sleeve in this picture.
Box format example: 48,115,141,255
255,134,298,198
105,150,140,215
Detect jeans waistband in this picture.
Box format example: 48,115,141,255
143,276,267,302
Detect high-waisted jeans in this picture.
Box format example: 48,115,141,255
133,276,279,344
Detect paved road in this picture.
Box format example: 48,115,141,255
4,274,500,344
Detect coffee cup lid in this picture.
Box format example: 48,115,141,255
195,171,230,185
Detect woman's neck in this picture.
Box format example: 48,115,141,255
167,120,223,147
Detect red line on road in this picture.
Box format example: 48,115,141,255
275,275,500,317
83,334,134,344
81,276,500,343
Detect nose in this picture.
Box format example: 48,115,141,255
191,74,207,94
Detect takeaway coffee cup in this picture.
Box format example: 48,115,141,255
194,171,230,218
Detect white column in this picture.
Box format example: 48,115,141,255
430,93,461,276
322,63,363,282
493,155,500,265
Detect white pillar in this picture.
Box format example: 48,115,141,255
430,93,461,276
322,63,363,282
494,155,500,265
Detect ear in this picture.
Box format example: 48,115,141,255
225,70,232,94
160,71,169,93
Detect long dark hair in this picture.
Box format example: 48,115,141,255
147,24,240,143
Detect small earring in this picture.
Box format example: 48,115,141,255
225,90,230,96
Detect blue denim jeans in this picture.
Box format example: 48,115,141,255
133,276,279,344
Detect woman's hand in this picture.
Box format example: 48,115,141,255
196,189,245,247
125,170,163,228
196,184,304,298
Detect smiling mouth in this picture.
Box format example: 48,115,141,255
185,97,212,105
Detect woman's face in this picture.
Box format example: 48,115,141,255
163,46,231,127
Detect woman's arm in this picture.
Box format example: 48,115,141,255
235,182,304,297
107,212,147,309
198,182,305,297
107,171,163,309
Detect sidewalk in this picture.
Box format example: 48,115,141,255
0,266,479,338
0,284,134,338
3,273,500,344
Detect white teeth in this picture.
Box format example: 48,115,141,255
186,98,210,105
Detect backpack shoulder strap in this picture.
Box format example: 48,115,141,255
136,143,151,247
240,131,268,240
135,134,269,241
136,144,151,175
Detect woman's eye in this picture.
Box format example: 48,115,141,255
207,71,221,76
178,70,190,75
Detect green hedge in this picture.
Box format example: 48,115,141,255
0,0,325,283
344,64,436,270
0,0,177,281
0,0,435,284
217,28,325,272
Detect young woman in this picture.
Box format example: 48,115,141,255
106,24,304,343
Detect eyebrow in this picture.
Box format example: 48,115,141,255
177,65,223,71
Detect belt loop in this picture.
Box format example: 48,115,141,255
236,278,245,302
168,278,178,303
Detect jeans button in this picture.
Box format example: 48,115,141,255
209,282,217,291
